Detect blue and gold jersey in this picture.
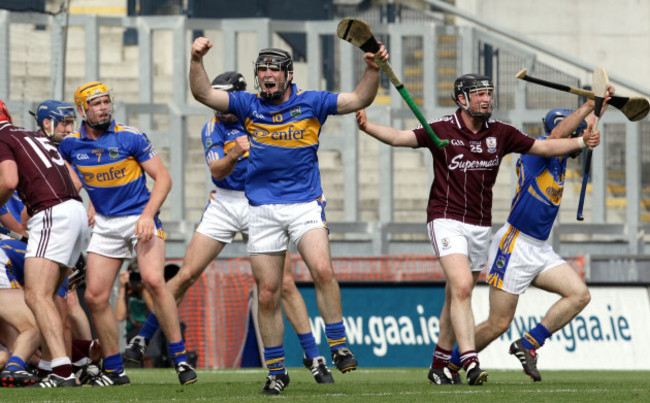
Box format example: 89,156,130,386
508,138,567,240
227,84,338,205
201,116,249,191
0,191,25,222
59,120,156,216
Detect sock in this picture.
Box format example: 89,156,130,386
449,347,462,372
297,332,320,360
324,321,347,351
103,353,125,375
522,323,552,350
264,345,286,376
459,350,479,372
431,345,452,369
168,340,188,366
38,360,52,378
139,314,160,340
5,355,27,371
51,356,72,378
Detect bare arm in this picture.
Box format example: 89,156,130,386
0,160,18,207
529,121,600,157
136,155,172,242
0,212,26,237
356,109,419,148
189,37,230,113
336,44,389,114
210,136,250,181
549,84,615,140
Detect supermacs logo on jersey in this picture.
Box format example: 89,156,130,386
486,137,497,153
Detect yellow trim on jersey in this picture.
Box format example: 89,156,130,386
534,169,563,205
245,118,320,148
76,157,143,187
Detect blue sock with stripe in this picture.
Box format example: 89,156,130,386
522,323,552,350
168,340,188,366
325,321,347,351
264,345,286,376
103,353,124,375
5,356,27,371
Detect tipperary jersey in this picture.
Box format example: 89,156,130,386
201,116,249,191
227,84,338,205
507,139,567,241
59,120,157,216
0,239,26,287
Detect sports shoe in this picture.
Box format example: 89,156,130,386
33,373,78,388
1,369,40,387
331,347,358,373
509,338,541,381
260,372,290,395
303,356,334,384
466,363,488,386
87,370,131,386
123,335,148,363
427,366,461,385
175,361,198,385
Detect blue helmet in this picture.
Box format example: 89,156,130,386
34,100,76,142
543,108,587,138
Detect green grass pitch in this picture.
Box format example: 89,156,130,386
1,368,648,402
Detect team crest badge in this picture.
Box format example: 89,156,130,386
290,106,301,117
109,147,119,159
441,237,451,250
486,137,497,153
205,138,213,147
496,255,506,269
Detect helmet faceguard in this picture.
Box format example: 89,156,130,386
211,71,247,124
74,81,113,130
542,108,587,158
33,100,76,144
254,48,293,101
0,99,12,124
453,74,495,119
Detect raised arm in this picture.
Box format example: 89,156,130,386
336,44,389,115
189,37,230,113
529,121,600,157
549,84,615,140
356,109,419,148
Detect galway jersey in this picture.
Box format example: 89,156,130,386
0,123,80,216
227,84,338,205
414,109,535,227
59,120,156,216
507,139,567,241
201,116,249,191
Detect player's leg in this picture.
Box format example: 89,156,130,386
84,252,130,386
125,232,225,363
0,289,41,386
533,263,591,333
66,290,92,340
280,251,334,383
24,257,74,385
475,287,519,352
251,252,290,394
296,228,357,374
136,236,197,385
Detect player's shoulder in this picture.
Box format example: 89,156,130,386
114,122,144,136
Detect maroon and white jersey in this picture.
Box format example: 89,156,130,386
0,122,80,216
414,109,535,227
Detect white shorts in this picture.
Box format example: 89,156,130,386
486,223,565,295
26,199,87,267
87,213,165,259
427,218,491,272
248,197,328,254
195,188,249,243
